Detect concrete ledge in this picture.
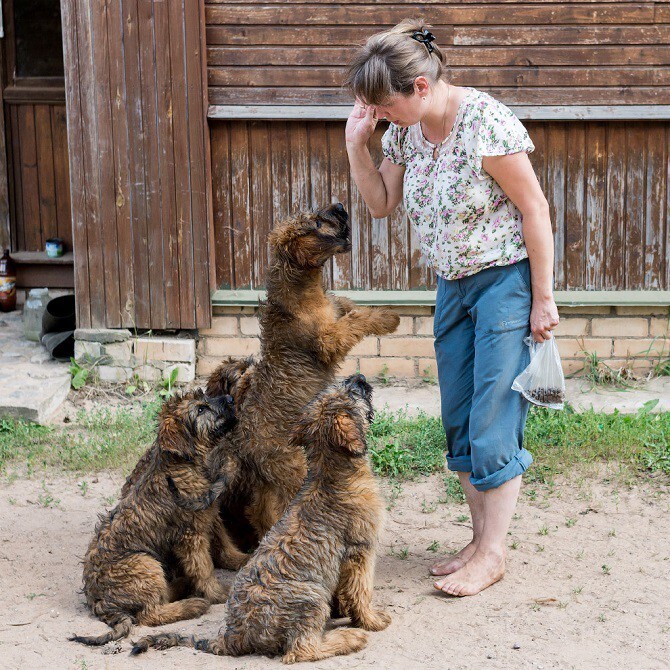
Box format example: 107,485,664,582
212,289,670,308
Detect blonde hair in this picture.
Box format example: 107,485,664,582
344,19,447,105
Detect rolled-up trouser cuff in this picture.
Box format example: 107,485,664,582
446,454,473,473
470,448,533,492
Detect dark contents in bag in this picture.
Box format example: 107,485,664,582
527,387,565,404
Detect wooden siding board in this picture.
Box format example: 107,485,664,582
61,0,91,327
546,123,566,290
17,106,41,252
230,123,253,288
565,124,585,289
154,0,181,329
270,121,292,225
624,125,646,289
211,123,233,289
585,123,607,290
33,105,57,248
309,122,332,288
184,0,211,327
250,122,273,288
168,0,197,325
105,0,134,325
50,106,72,248
605,123,627,290
9,106,24,250
644,124,666,290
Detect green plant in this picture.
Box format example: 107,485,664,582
566,517,577,527
579,348,635,388
78,481,88,496
601,564,611,575
159,367,180,398
421,366,437,385
427,540,440,552
538,524,549,536
421,499,436,514
456,514,469,523
36,481,59,508
377,364,391,385
390,546,409,560
69,357,90,390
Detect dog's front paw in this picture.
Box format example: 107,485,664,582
200,580,229,604
367,308,400,336
357,609,391,632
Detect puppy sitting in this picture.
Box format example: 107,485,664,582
70,391,242,646
132,375,390,663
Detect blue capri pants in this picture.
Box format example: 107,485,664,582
434,259,534,491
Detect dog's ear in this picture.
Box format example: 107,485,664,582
269,218,318,267
157,415,190,458
330,411,366,456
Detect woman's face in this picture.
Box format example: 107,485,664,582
367,92,423,128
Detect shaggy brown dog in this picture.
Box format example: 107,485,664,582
223,203,399,539
132,374,390,663
70,391,245,646
205,355,256,402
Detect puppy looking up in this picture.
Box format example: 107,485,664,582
229,203,400,538
70,391,242,647
132,375,390,664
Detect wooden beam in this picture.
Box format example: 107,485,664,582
208,104,670,121
212,289,670,308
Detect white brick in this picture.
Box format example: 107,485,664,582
75,340,102,360
97,366,134,382
240,317,261,336
163,363,195,383
135,337,196,363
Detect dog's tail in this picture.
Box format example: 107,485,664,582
69,615,133,646
131,632,227,656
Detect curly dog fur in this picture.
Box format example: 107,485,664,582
219,203,399,540
70,391,245,646
132,375,390,663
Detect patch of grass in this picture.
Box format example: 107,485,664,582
390,546,409,560
427,540,440,552
566,517,577,527
0,397,161,475
538,524,549,536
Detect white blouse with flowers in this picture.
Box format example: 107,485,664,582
381,87,535,280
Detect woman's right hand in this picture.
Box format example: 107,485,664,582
345,102,378,148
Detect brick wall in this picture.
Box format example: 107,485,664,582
197,305,670,380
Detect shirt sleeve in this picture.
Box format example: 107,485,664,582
381,123,407,166
469,98,535,180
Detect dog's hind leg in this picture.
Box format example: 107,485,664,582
335,550,391,632
131,632,227,656
282,629,368,664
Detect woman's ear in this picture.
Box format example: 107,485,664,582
413,76,431,97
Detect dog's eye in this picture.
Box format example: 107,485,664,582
315,220,322,229
197,406,206,415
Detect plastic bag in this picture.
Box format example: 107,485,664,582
511,333,565,410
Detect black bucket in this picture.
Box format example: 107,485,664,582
41,330,75,361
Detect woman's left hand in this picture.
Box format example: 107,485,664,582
530,296,559,342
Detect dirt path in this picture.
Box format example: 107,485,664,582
1,472,668,670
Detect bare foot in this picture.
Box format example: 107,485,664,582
430,540,478,576
433,548,505,597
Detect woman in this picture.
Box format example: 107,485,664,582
344,20,559,597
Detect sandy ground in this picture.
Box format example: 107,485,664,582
1,471,668,670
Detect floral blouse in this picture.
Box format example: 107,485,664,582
381,87,535,280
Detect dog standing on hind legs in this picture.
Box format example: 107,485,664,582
132,375,390,663
226,203,400,539
70,391,243,646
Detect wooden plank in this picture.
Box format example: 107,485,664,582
17,106,41,251
250,122,273,288
9,106,24,250
644,124,666,290
206,0,648,5
210,123,234,289
624,124,646,289
207,46,670,68
121,0,151,327
270,121,292,225
50,106,72,249
454,25,670,46
327,121,352,290
205,5,655,26
208,65,670,89
309,121,332,287
230,123,253,288
168,0,196,324
289,122,311,211
605,123,627,289
105,0,134,326
565,123,585,289
208,86,670,106
33,105,57,249
137,0,166,330
184,0,212,327
60,0,91,327
584,123,607,290
154,0,181,328
527,122,547,193
91,0,122,328
208,104,670,121
546,123,566,289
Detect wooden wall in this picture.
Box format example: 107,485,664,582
205,1,670,106
60,0,214,330
6,103,71,252
210,120,669,292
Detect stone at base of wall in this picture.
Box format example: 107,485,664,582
74,330,196,384
198,305,670,380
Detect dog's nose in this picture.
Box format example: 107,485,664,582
334,202,345,214
224,394,234,405
352,373,366,384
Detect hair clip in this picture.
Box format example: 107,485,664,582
411,29,436,54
